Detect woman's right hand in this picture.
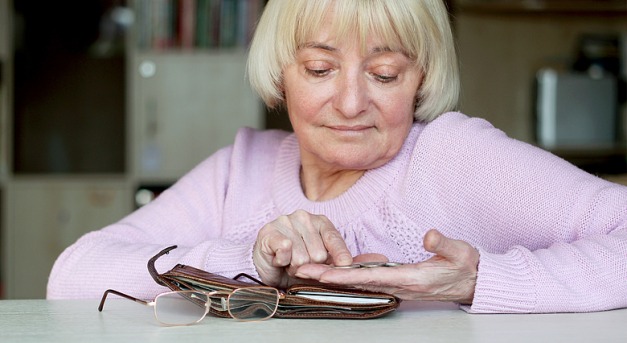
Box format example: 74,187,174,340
252,210,353,288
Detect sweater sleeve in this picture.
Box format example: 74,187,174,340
47,128,284,300
416,112,627,313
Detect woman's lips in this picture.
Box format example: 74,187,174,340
325,125,374,139
328,125,372,131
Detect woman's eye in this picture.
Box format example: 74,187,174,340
305,68,331,77
373,73,398,83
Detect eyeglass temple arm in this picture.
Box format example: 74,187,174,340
98,289,151,312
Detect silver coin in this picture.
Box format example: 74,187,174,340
383,262,404,267
333,263,363,269
359,262,388,268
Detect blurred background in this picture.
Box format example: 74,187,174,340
0,0,626,299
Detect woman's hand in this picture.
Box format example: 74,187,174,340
252,210,354,288
295,229,479,304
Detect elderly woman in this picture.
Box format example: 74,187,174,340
48,0,627,314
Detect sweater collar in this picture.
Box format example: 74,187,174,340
272,122,425,226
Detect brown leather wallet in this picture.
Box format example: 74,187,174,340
147,245,401,319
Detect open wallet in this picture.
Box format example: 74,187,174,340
147,245,401,319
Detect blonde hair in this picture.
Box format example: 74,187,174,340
247,0,459,122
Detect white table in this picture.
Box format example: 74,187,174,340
1,299,626,343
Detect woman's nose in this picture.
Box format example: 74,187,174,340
333,71,369,118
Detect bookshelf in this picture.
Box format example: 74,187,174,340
1,0,267,299
133,0,263,51
128,0,265,183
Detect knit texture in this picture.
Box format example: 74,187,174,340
47,112,627,313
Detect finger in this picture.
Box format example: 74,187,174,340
296,218,329,264
294,263,333,280
317,266,405,286
295,254,389,280
272,214,312,266
277,211,326,266
318,218,353,266
423,229,445,253
264,232,293,267
296,253,389,279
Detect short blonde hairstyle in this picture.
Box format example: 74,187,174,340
247,0,459,122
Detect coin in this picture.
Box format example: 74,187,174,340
333,262,405,269
333,263,363,269
359,262,388,268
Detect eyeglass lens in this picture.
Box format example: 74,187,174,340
227,287,280,321
155,291,208,325
153,288,280,325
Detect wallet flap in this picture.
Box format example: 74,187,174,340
167,264,255,290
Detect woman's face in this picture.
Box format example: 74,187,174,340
283,24,422,173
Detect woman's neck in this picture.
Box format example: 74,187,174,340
299,166,366,201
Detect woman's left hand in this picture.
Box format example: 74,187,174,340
295,229,479,304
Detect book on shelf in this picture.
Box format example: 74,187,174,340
134,0,264,50
179,0,196,49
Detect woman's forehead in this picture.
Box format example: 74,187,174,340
301,35,410,61
297,10,407,55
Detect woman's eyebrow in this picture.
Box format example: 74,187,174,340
302,44,394,54
299,43,409,58
371,46,413,59
371,46,393,54
301,42,337,52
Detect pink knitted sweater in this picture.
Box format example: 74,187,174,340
47,112,627,313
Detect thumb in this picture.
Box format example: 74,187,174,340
423,229,459,259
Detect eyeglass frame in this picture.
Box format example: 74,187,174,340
98,272,281,325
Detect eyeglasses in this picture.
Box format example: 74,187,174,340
98,274,280,325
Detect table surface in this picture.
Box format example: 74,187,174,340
1,299,626,343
